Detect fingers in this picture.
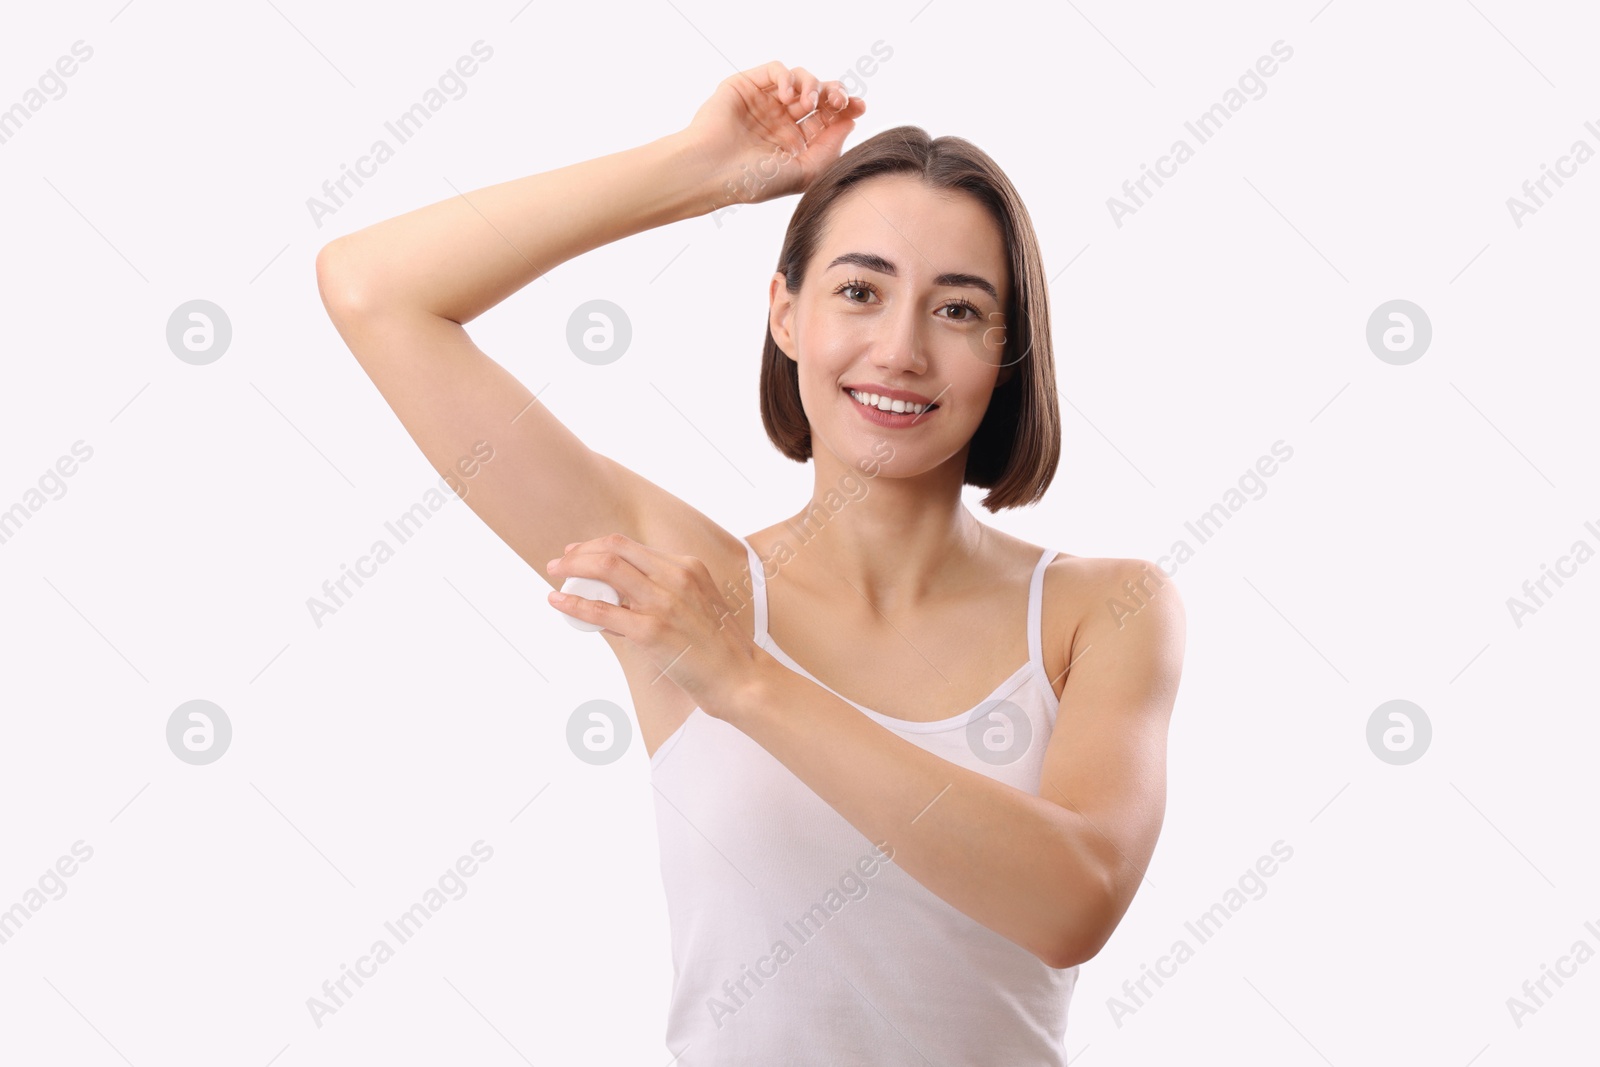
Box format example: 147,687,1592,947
735,60,789,103
787,68,854,118
796,88,864,152
787,66,819,112
817,81,851,112
805,88,864,132
744,61,854,116
738,60,809,109
550,580,625,636
551,533,677,609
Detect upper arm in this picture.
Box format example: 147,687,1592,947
1037,559,1186,963
314,239,720,590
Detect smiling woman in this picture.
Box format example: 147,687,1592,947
758,137,1060,508
315,57,1183,1066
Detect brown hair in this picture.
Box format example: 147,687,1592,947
758,124,1060,512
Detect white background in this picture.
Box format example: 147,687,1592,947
1,0,1596,1063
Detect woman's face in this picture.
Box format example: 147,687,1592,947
768,173,1016,475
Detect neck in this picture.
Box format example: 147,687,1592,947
775,462,984,610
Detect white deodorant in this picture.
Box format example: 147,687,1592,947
558,576,621,631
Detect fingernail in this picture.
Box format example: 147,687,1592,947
547,559,559,571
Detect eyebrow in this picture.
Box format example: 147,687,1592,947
824,251,999,303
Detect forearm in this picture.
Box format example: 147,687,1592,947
720,654,1114,969
324,130,721,323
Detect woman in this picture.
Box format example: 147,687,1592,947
317,59,1184,1065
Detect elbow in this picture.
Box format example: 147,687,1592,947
314,239,353,318
1045,924,1109,971
1038,866,1117,971
315,238,382,321
1041,919,1111,972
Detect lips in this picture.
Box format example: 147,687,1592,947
840,384,938,407
846,388,941,427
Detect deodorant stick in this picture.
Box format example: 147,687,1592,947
557,577,621,632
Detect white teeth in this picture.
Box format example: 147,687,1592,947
849,389,931,415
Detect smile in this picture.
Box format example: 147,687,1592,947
845,387,939,426
846,388,937,414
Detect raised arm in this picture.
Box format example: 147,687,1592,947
313,61,864,588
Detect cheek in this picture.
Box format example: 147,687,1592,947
796,309,861,372
956,318,1007,366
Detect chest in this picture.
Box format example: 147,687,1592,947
618,548,1073,762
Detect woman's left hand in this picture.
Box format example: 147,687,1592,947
546,533,763,718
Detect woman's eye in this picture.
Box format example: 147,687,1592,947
943,304,974,320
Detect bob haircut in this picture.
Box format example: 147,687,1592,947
759,124,1060,512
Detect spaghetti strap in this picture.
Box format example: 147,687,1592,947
736,535,767,642
1027,545,1058,700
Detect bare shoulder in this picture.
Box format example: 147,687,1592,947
1070,552,1182,621
1020,542,1185,681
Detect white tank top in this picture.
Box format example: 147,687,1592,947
649,536,1079,1065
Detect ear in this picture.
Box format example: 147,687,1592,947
768,271,797,361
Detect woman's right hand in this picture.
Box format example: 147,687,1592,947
679,60,867,206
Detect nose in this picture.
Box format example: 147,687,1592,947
869,302,928,374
